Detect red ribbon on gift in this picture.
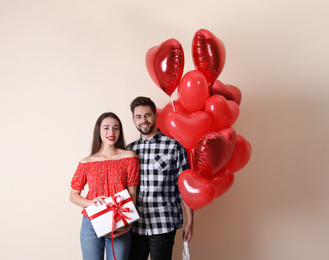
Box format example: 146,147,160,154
89,194,132,260
88,196,132,221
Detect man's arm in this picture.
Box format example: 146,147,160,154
181,199,194,242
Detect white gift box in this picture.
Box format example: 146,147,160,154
85,189,140,238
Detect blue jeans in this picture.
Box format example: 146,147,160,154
80,216,131,260
128,230,176,260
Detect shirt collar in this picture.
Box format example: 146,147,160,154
140,129,162,144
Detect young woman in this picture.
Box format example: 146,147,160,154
70,112,139,260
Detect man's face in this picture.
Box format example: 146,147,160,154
132,105,157,138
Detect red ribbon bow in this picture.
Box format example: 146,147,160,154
107,195,131,226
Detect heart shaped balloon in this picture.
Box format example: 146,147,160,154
157,100,189,138
205,94,240,131
195,128,236,178
210,80,242,106
224,134,252,174
208,172,234,198
146,38,184,96
178,169,217,210
167,111,213,149
177,70,209,112
192,29,226,87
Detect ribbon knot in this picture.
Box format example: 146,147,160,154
107,195,132,225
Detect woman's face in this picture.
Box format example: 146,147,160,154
100,117,120,145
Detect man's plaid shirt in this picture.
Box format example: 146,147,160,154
126,130,189,235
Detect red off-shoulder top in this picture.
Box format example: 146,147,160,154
71,156,139,217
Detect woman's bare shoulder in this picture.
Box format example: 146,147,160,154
119,149,136,159
80,156,96,163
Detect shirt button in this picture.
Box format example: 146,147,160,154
145,188,148,191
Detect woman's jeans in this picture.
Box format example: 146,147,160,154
80,216,131,260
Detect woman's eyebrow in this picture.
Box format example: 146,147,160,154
102,124,119,127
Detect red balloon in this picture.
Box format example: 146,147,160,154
192,29,226,87
177,70,209,112
157,100,189,138
178,169,217,210
146,38,184,96
210,80,242,106
208,172,234,198
225,134,252,173
195,128,236,178
167,111,213,149
205,95,240,131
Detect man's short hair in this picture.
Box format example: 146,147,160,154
130,96,157,115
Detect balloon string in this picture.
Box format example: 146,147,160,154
194,205,208,222
170,95,176,112
190,149,194,170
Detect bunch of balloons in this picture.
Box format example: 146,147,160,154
145,29,252,210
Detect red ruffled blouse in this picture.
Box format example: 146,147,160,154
71,156,140,217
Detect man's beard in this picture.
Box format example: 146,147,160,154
137,122,155,136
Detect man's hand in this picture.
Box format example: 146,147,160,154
182,222,193,242
106,224,132,239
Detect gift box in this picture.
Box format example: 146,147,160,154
85,189,140,238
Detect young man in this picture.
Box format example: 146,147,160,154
127,96,194,260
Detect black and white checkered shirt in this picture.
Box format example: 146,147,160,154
126,130,189,235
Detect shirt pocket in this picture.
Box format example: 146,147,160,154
152,154,174,172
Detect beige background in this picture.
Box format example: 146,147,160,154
1,0,329,259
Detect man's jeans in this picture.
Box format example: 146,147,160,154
128,230,176,260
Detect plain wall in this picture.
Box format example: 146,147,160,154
1,0,329,259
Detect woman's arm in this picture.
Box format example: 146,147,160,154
127,185,137,206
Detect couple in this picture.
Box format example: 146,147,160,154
70,96,194,260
